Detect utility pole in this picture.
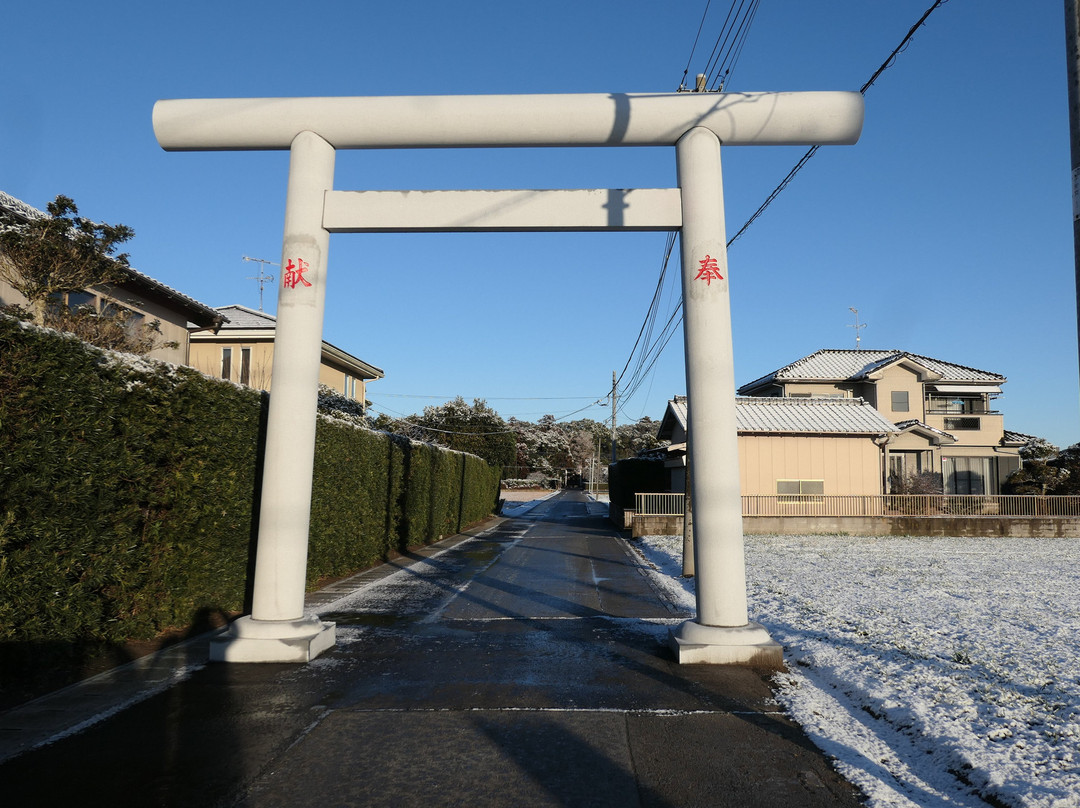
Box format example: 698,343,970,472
610,370,618,463
1066,0,1080,390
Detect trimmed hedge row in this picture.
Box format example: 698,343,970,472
0,316,500,645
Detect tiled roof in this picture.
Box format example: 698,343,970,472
736,396,898,434
215,304,277,329
0,190,40,223
738,349,1004,393
894,419,956,444
0,190,222,328
1003,430,1040,445
662,395,898,437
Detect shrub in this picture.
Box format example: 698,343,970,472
0,315,499,648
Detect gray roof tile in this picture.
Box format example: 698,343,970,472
215,304,277,329
663,395,898,436
739,349,1005,393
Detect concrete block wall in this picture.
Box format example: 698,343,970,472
626,513,1080,538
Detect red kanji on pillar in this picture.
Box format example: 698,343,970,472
282,258,312,290
695,255,724,286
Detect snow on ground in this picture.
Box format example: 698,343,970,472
635,534,1080,808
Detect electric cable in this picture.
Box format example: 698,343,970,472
615,0,950,412
678,0,715,91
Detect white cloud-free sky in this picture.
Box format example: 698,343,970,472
2,1,1075,445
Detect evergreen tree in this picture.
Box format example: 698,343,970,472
413,397,516,468
0,195,172,355
0,195,132,325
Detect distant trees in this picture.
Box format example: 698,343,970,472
380,397,518,469
374,399,668,481
0,194,172,355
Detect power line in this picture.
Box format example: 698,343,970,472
616,231,677,387
678,0,715,91
366,405,519,437
615,0,952,407
700,0,761,91
728,0,949,247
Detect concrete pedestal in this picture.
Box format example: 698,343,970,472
669,620,783,669
210,616,337,663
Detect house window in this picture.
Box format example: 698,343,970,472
221,347,232,380
891,391,909,412
240,348,251,386
777,479,825,502
944,417,980,431
99,300,145,332
928,395,989,414
65,290,97,312
943,456,996,495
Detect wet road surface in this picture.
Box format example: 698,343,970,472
0,490,864,807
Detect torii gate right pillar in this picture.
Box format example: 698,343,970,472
670,127,783,666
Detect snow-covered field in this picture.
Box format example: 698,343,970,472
636,533,1080,808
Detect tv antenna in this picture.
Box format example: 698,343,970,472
848,307,867,349
242,256,278,311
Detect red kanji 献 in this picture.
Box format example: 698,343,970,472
695,255,724,286
282,258,312,290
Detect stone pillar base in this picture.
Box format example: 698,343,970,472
210,616,336,663
669,620,784,669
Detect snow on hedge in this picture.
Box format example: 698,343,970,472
636,533,1080,808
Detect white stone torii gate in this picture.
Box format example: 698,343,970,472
153,91,864,665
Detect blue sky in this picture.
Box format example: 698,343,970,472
2,1,1076,447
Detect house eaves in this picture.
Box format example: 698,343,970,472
1002,429,1039,447
737,349,1005,394
735,396,898,435
894,419,957,445
1,190,222,330
659,395,898,440
206,304,384,380
321,339,384,381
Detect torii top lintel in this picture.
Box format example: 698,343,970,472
152,92,864,152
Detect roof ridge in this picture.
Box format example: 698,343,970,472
1,189,220,324
217,303,277,320
737,395,868,406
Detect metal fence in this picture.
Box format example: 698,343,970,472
634,492,687,516
635,492,1080,518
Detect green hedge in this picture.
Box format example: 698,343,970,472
0,316,500,646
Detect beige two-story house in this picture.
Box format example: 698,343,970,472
189,304,383,407
737,349,1026,494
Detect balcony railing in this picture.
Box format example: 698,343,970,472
635,492,1080,518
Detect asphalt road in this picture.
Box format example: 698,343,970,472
0,490,864,807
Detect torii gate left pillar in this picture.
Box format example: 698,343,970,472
212,131,339,662
154,92,863,664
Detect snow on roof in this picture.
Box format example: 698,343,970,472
893,419,957,444
1002,429,1040,445
738,349,1005,393
662,395,898,437
215,304,277,329
736,396,898,434
0,190,221,327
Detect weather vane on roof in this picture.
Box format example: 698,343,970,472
242,256,278,311
848,307,867,349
